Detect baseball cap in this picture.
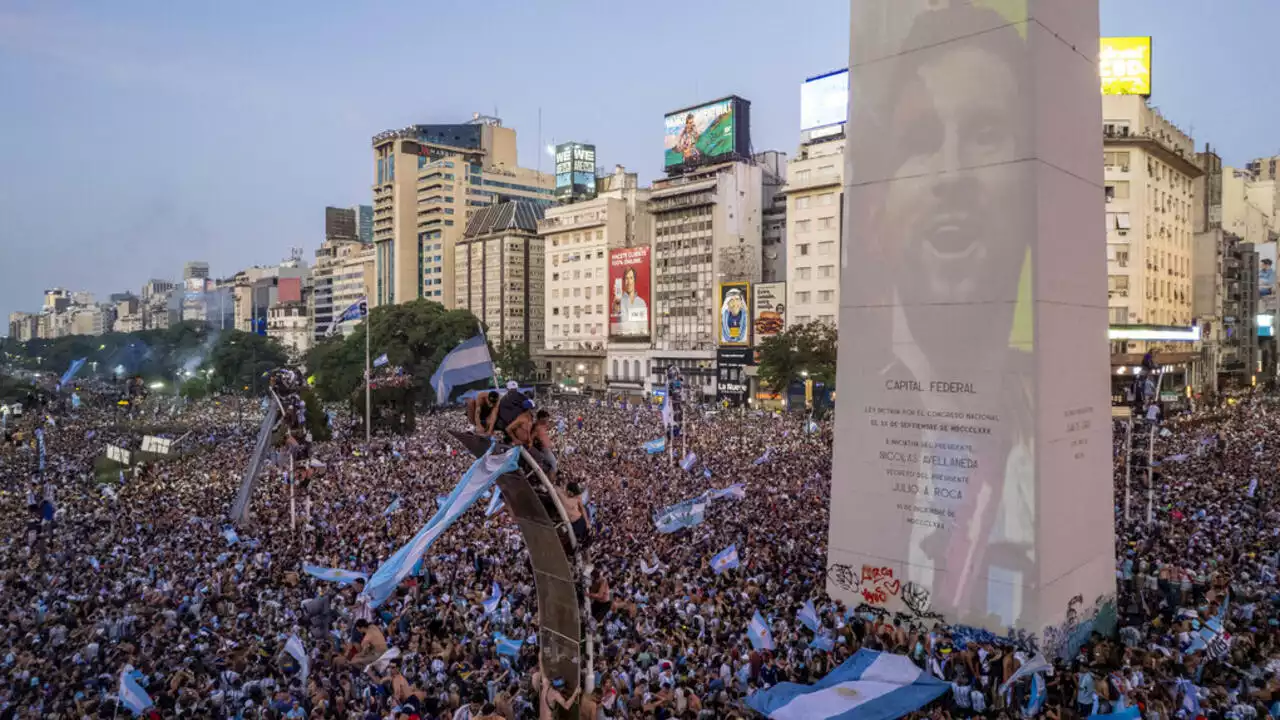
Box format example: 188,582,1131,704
506,381,519,390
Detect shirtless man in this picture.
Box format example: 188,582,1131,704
466,391,500,436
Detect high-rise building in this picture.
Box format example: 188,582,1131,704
141,279,176,301
268,302,312,359
649,160,764,399
454,201,546,350
43,288,69,313
353,204,374,244
756,151,788,285
539,167,652,393
325,206,357,241
184,261,210,281
8,312,39,341
785,138,844,328
1103,95,1201,330
371,115,554,309
1221,168,1275,246
313,238,373,340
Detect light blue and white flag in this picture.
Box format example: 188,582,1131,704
222,527,239,545
1088,706,1140,720
1248,477,1259,497
643,437,666,454
805,419,820,435
383,496,402,517
302,564,368,585
482,581,502,615
326,297,368,336
753,447,773,466
58,357,88,390
436,495,449,509
746,649,950,720
680,452,698,472
707,483,747,502
495,632,523,657
797,600,820,632
118,666,154,715
998,653,1052,695
1026,674,1048,717
429,334,495,405
486,489,504,517
661,387,674,428
1176,679,1201,717
373,353,389,368
810,634,835,652
364,447,521,607
284,633,309,685
711,544,740,574
747,610,774,651
654,497,707,533
71,393,81,409
640,557,663,575
36,428,45,472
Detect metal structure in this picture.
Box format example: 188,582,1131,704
230,401,279,525
448,431,589,706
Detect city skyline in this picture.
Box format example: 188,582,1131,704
2,0,1279,327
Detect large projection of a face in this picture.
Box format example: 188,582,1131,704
830,0,1115,646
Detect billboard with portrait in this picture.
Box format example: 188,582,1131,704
608,247,650,340
663,96,750,169
1100,37,1152,96
801,69,849,131
753,282,786,344
1259,241,1277,313
718,282,751,346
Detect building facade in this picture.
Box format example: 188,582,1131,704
538,167,652,393
785,137,844,328
268,302,312,360
649,160,764,398
183,261,210,281
371,115,553,309
313,238,373,340
757,151,788,285
454,201,546,349
8,312,39,341
325,206,358,241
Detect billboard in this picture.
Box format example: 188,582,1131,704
753,282,786,344
801,69,849,131
1258,242,1276,312
718,282,750,346
663,96,751,169
608,247,650,339
554,142,597,200
1100,37,1152,96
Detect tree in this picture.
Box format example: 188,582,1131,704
494,342,535,383
180,375,210,400
756,321,838,395
207,331,289,393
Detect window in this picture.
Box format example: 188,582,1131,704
818,241,835,255
794,169,810,183
819,216,834,230
820,193,835,206
818,290,835,303
1107,181,1130,200
795,315,811,325
795,197,811,210
796,291,812,304
795,220,811,232
1116,213,1131,230
796,267,812,280
819,314,835,325
798,244,810,256
818,265,835,278
596,230,604,240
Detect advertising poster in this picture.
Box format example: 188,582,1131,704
801,70,850,131
1099,37,1152,96
718,282,751,346
752,282,786,344
609,247,650,339
829,1,1114,638
664,99,737,168
1258,241,1276,313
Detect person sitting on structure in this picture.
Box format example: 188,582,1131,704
490,381,530,438
503,398,537,447
529,409,557,479
466,390,500,436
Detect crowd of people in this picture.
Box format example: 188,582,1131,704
2,377,1280,719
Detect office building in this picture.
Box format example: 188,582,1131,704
1103,95,1202,330
184,261,210,281
354,204,374,244
756,151,788,285
539,167,652,393
649,159,764,399
268,302,312,359
313,237,374,340
784,138,844,327
454,201,546,350
325,206,358,241
371,115,554,309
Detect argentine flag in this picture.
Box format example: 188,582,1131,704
222,527,239,546
364,447,520,607
326,297,368,336
486,489,504,517
711,545,740,574
810,634,835,652
643,437,666,454
495,632,523,657
118,666,154,715
373,353,389,368
302,564,368,584
482,581,502,614
284,633,310,685
382,496,402,516
680,452,698,472
797,600,821,632
746,650,949,720
429,334,495,405
748,610,775,651
753,447,773,465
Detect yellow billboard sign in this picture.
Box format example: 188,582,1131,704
1100,37,1151,96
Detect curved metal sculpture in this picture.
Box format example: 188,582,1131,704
230,367,308,526
448,431,589,706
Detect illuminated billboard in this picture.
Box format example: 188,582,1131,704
753,282,786,345
608,247,650,340
718,282,750,346
554,142,597,200
1100,37,1152,96
801,69,849,131
663,96,751,169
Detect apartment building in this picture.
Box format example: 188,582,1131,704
784,138,844,327
454,201,546,350
313,238,373,340
371,115,553,309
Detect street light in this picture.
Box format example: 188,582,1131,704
800,370,809,378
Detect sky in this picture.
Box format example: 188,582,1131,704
1,0,1278,329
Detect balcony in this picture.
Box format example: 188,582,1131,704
785,170,841,192
1103,128,1203,178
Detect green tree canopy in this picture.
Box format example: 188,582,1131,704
755,321,838,393
6,321,216,382
494,342,535,384
206,331,290,393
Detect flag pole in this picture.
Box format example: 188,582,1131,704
365,310,371,445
